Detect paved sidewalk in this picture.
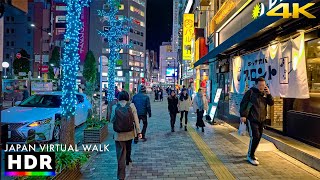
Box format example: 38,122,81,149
81,97,320,180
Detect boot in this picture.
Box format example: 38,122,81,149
180,122,182,128
185,126,187,131
202,127,204,132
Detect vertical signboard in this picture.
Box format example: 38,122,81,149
183,14,194,61
0,17,3,70
172,0,179,52
79,7,89,64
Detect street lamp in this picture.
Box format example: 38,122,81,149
2,62,9,78
30,23,52,78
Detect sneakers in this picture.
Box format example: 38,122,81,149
185,126,187,131
180,123,183,128
247,156,259,166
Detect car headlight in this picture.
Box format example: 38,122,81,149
28,118,52,127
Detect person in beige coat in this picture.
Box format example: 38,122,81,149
111,91,142,180
178,88,192,131
192,88,208,132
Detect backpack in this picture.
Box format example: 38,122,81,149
113,103,134,133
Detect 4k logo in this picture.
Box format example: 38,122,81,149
253,3,316,19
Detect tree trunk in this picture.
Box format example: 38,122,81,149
60,115,75,146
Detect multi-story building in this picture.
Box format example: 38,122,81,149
89,0,147,91
159,42,178,84
2,2,34,77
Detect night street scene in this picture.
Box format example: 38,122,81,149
0,0,320,180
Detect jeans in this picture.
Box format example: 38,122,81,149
247,120,264,158
180,111,188,126
115,140,132,180
138,115,148,138
170,112,177,129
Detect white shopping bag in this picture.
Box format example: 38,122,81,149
238,122,247,136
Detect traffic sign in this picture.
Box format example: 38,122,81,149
40,65,49,73
16,53,22,59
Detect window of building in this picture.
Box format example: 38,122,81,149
11,29,14,34
11,16,14,22
6,41,9,46
6,54,10,59
140,32,144,37
132,0,145,7
6,16,10,21
27,29,31,34
11,41,14,46
6,28,9,34
27,42,31,46
130,28,134,33
130,6,144,17
27,17,31,21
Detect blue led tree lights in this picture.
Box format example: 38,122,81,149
61,0,90,119
98,0,132,102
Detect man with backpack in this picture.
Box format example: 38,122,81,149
132,85,151,142
240,77,274,166
111,91,142,180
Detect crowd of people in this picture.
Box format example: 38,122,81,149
108,77,274,179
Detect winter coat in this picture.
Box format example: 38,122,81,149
132,92,151,116
111,101,141,141
168,96,179,114
240,87,274,123
192,93,208,112
178,96,192,111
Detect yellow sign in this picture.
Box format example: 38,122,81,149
183,14,194,61
43,73,48,82
209,0,241,35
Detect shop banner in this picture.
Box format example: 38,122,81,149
231,34,309,98
183,14,194,61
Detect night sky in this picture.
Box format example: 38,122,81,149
146,0,173,52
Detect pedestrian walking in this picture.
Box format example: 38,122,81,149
132,85,151,142
111,91,142,180
178,88,192,131
240,77,274,166
168,90,179,132
188,85,193,100
22,85,29,101
159,87,163,101
192,88,208,132
115,86,120,99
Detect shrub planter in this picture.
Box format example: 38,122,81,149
53,164,82,180
84,125,108,144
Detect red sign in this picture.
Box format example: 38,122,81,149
16,53,21,59
141,78,145,84
40,65,49,73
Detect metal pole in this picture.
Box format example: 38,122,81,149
174,59,176,90
99,57,103,121
39,35,43,78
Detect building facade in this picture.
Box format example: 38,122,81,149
159,42,178,84
89,0,147,91
192,0,320,150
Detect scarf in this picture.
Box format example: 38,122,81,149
196,93,204,111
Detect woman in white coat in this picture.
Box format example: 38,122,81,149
178,88,192,131
192,88,208,132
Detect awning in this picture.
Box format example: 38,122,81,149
194,0,315,67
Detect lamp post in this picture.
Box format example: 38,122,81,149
2,62,9,78
30,23,52,78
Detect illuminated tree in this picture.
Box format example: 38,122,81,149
60,0,90,145
97,0,131,102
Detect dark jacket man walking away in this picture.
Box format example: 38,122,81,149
132,85,151,142
240,77,274,166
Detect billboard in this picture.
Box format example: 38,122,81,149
166,68,177,77
183,14,194,61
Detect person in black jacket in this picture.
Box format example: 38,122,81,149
168,90,179,132
240,77,274,166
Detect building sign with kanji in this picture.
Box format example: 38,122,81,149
183,14,194,61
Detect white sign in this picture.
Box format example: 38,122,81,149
31,82,53,92
55,16,66,23
231,33,309,98
18,72,27,76
208,88,223,120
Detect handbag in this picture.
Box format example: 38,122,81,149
238,122,247,136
